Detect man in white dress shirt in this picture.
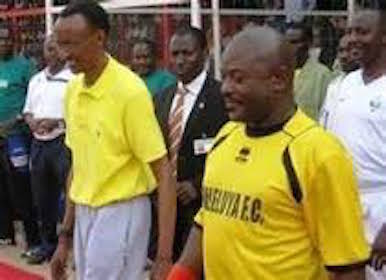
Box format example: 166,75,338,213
23,35,73,264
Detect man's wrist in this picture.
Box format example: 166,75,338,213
58,225,73,238
156,251,172,262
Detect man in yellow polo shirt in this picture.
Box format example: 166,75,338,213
168,27,369,280
50,2,176,280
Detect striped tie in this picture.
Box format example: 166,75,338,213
168,86,187,177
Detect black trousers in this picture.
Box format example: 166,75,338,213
0,135,40,247
30,136,70,254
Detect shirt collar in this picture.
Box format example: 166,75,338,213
80,55,113,99
178,70,207,96
44,67,71,80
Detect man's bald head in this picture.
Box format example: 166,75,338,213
221,26,296,126
223,26,295,72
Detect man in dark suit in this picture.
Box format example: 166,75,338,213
153,25,228,260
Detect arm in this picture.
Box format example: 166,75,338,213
50,166,75,280
150,156,177,280
371,223,386,270
178,225,203,274
23,113,39,132
168,226,203,280
330,269,365,280
60,166,75,238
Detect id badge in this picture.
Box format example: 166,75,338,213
193,138,214,155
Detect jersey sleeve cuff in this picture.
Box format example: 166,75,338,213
325,259,370,272
193,222,203,229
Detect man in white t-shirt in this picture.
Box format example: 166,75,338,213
322,5,386,280
23,35,73,264
319,33,360,127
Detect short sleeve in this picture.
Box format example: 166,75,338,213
23,77,36,114
194,208,204,228
319,80,336,127
305,145,370,269
63,80,74,149
27,60,37,81
124,85,166,163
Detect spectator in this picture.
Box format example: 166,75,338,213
286,21,334,120
131,38,176,96
50,2,176,280
168,26,369,280
153,25,228,260
319,33,360,128
318,17,340,69
0,24,39,252
22,35,73,264
323,4,386,279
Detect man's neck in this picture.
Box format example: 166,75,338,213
180,67,205,86
247,102,296,131
84,52,109,87
48,63,65,76
362,56,386,84
296,54,309,70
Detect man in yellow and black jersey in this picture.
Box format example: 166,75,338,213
167,26,370,280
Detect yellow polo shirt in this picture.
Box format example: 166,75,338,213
64,57,166,207
195,110,369,280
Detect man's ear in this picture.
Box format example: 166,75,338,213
270,65,289,94
382,34,386,46
96,30,106,48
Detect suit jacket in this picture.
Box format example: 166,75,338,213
154,76,228,192
153,76,228,258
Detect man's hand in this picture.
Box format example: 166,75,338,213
177,181,198,205
27,119,41,133
50,241,69,280
371,224,386,270
38,119,60,132
151,257,173,280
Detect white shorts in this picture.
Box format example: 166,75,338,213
74,196,151,280
361,188,386,280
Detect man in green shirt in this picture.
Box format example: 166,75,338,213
0,26,39,253
286,22,335,120
131,38,176,96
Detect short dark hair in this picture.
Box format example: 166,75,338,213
286,21,313,42
173,25,207,50
132,38,156,56
361,0,386,27
60,0,110,36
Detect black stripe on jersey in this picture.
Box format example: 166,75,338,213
325,259,370,272
282,146,302,203
209,125,239,154
282,124,318,204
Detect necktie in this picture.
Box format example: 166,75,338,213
168,86,187,177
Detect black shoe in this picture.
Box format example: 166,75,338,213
26,252,48,265
21,246,41,259
0,238,15,246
